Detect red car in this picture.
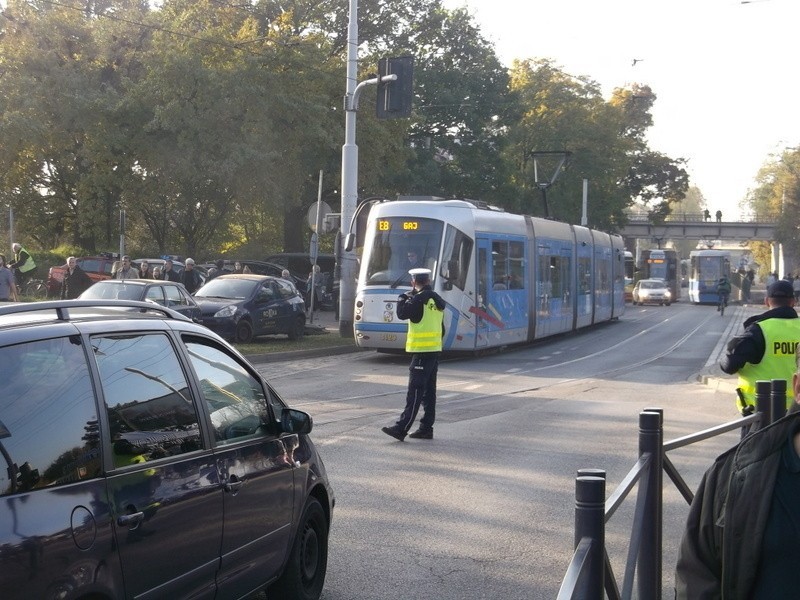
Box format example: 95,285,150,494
46,254,118,297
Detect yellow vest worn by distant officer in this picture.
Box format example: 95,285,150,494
15,247,36,273
737,317,800,409
406,298,444,353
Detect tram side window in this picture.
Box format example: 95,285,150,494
550,257,563,298
509,241,525,289
441,225,473,291
558,254,572,302
491,240,525,290
492,241,508,289
537,248,551,300
578,257,591,295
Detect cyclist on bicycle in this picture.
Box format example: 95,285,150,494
8,242,37,289
716,275,731,311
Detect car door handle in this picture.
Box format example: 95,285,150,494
224,478,244,494
117,511,145,528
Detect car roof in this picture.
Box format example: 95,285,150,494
0,299,192,329
91,278,181,286
214,273,277,281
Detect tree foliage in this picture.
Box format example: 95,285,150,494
0,0,691,258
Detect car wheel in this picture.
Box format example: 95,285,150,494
287,315,305,341
269,497,328,600
234,319,253,344
666,302,671,306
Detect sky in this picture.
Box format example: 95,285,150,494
443,0,800,219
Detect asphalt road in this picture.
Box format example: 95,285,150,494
255,298,759,599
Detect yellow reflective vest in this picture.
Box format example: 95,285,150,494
406,298,444,353
737,317,800,408
15,247,36,273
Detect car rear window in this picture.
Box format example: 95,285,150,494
0,336,100,496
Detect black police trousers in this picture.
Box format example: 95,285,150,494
395,352,439,433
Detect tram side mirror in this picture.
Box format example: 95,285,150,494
344,233,356,252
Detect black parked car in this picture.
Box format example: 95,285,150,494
0,300,333,600
194,274,306,343
199,259,306,294
79,278,201,320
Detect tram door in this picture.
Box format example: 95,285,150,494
475,236,528,347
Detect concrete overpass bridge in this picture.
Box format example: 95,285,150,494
619,212,779,242
620,211,787,274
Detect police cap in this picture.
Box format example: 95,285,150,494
768,279,794,299
409,268,432,282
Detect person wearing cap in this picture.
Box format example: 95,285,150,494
382,267,446,442
720,278,800,422
180,258,201,294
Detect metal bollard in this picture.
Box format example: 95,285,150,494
639,410,663,600
771,378,787,423
754,380,772,430
574,474,605,598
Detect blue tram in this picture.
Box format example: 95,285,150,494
639,249,679,301
688,249,731,304
352,198,625,352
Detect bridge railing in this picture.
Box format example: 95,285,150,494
625,211,780,224
556,379,787,600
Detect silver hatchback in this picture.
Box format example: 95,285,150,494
632,278,672,306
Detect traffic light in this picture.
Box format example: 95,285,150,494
376,56,413,119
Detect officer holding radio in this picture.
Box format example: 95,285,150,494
382,268,446,441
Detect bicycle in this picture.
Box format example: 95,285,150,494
717,293,729,316
24,278,47,299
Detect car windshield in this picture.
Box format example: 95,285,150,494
641,281,663,290
81,282,144,300
195,278,257,300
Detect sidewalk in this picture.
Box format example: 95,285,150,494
304,308,341,334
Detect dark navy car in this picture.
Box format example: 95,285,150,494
0,300,333,600
194,274,306,343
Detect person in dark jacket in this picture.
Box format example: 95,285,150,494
381,268,446,441
720,279,800,420
675,348,800,598
161,259,181,282
61,256,92,299
180,258,201,294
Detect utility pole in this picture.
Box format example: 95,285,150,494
339,0,411,337
339,0,359,338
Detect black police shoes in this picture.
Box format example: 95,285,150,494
381,426,406,441
408,428,433,440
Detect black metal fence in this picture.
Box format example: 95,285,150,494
557,379,788,599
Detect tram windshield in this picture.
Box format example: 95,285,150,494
365,217,443,287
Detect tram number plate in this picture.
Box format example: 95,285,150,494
381,334,398,342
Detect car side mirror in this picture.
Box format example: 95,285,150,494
281,408,313,435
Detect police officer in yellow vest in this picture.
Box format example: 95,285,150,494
721,279,800,424
382,268,446,441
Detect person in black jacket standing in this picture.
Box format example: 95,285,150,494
61,256,92,299
180,258,201,294
676,347,800,598
382,268,446,441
